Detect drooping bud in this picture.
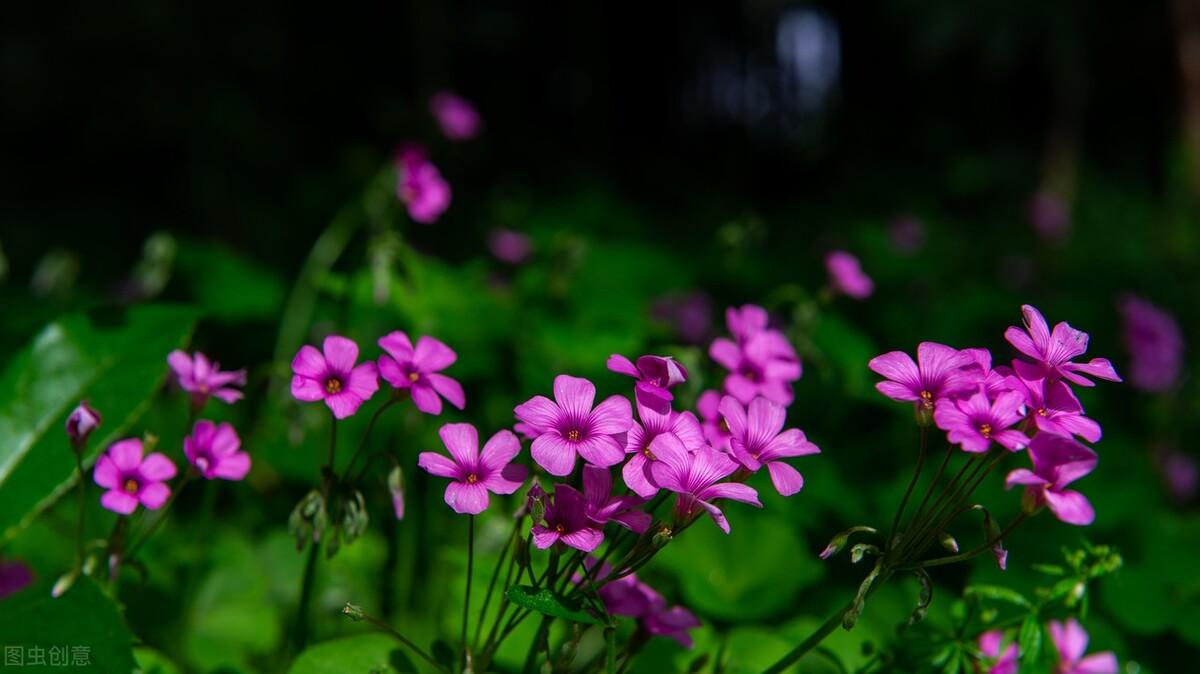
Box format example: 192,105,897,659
938,532,959,554
288,490,326,551
849,543,880,564
818,525,878,560
972,504,1007,570
342,602,365,621
387,465,405,520
907,568,933,625
65,400,102,450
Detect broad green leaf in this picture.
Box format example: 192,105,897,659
288,634,416,674
1017,615,1043,672
0,304,199,542
134,647,182,674
0,577,136,672
504,585,606,626
963,585,1031,609
175,242,286,321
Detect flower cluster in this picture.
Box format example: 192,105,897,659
976,618,1117,674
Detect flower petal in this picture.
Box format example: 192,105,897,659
560,527,603,552
708,338,741,371
411,384,444,415
606,354,641,378
766,461,805,496
439,423,479,468
322,335,360,375
1043,488,1095,526
486,464,528,495
292,345,327,378
514,395,560,433
139,453,177,482
93,455,120,489
101,490,139,515
531,434,577,476
428,373,466,410
212,452,251,481
445,481,489,515
138,482,171,510
413,336,457,371
622,455,659,499
589,395,633,435
325,392,365,419
378,331,415,362
108,439,144,471
553,375,596,422
575,435,625,468
291,375,327,401
417,452,462,479
868,350,920,390
346,362,379,401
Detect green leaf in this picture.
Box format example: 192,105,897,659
288,634,416,674
1017,615,1043,672
0,577,136,672
964,585,1031,609
504,585,606,626
0,304,200,542
134,647,183,674
175,242,286,321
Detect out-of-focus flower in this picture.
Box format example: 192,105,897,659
607,353,688,415
65,400,102,449
513,375,632,476
623,401,704,499
532,485,603,552
429,91,482,141
869,342,975,410
648,435,761,533
978,630,1018,674
1005,375,1101,443
1006,433,1097,526
697,390,732,451
184,420,251,481
1029,191,1071,244
0,558,33,599
642,587,702,647
167,351,246,407
377,331,465,415
1118,295,1184,393
650,291,712,344
418,424,527,515
888,215,925,254
710,319,802,407
825,250,874,300
581,465,650,533
488,229,532,264
934,389,1028,453
1004,305,1121,387
291,335,379,419
388,465,405,520
93,439,177,515
395,145,451,224
1157,448,1197,502
725,304,770,344
719,395,819,496
1048,619,1118,674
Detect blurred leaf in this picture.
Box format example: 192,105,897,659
134,647,183,674
288,634,415,674
185,534,282,670
175,242,286,320
0,577,136,672
1099,564,1173,635
0,304,199,542
809,314,876,399
1017,615,1043,672
963,585,1030,609
504,585,606,626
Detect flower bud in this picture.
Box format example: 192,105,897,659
938,532,959,554
652,526,674,549
289,490,326,551
387,466,405,521
65,400,102,450
342,602,365,621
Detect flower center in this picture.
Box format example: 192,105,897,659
555,523,566,534
123,478,140,494
325,377,343,394
195,456,210,472
642,446,657,460
978,423,993,438
566,429,581,442
919,390,934,408
1036,408,1048,417
718,419,730,433
408,371,420,383
466,473,478,484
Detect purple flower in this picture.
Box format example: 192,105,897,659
1004,305,1121,387
418,423,527,515
650,292,712,344
532,485,604,552
513,375,633,476
719,395,820,496
648,434,761,533
1119,294,1184,393
868,342,975,409
429,91,482,141
957,348,1013,399
934,388,1028,453
582,465,651,533
388,466,405,520
725,304,770,343
93,438,177,515
167,350,246,407
0,559,33,600
575,560,700,647
607,353,689,415
1029,191,1071,243
291,335,380,419
978,630,1018,674
377,331,465,415
641,587,702,648
395,145,451,224
622,401,705,498
888,215,925,254
1005,375,1101,443
184,420,251,481
710,329,801,407
697,390,732,451
1005,433,1097,526
1049,619,1118,674
65,399,101,448
1156,447,1197,502
488,229,533,264
825,250,874,300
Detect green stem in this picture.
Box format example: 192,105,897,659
126,470,194,560
461,515,475,673
343,395,401,481
907,513,1028,570
73,447,87,567
888,425,928,546
761,600,854,674
292,542,320,653
474,522,518,650
353,606,452,674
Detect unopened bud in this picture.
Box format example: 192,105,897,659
938,532,959,554
387,465,405,520
652,526,673,549
65,400,102,450
342,602,365,621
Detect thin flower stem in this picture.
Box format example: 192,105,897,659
326,419,338,479
606,628,616,674
343,395,401,481
893,452,981,563
905,450,1005,563
292,542,320,653
760,599,855,674
125,470,194,560
461,515,475,674
473,522,518,650
907,513,1028,569
888,425,928,547
353,606,452,674
907,439,953,536
73,446,87,568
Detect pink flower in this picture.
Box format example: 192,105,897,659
648,434,762,533
65,400,101,448
725,304,770,343
488,229,532,264
1004,305,1121,387
167,350,246,407
513,375,633,476
377,331,465,415
93,438,177,515
978,630,1018,674
696,389,732,451
417,423,527,515
1005,433,1097,526
184,420,251,481
1119,294,1183,393
291,335,379,419
532,485,603,552
825,250,874,300
641,587,702,648
650,292,712,345
934,388,1028,453
429,91,482,141
575,560,700,647
957,348,1013,399
710,328,802,407
607,353,689,415
719,395,820,496
1005,375,1101,443
581,465,651,533
622,400,705,498
395,145,451,224
1049,619,1118,674
868,342,976,409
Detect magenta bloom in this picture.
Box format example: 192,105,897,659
1049,619,1118,674
395,145,451,224
93,438,177,515
719,395,820,496
1006,375,1101,443
429,91,482,141
958,348,1013,399
65,399,101,448
513,375,633,476
650,291,712,344
1157,448,1197,502
710,329,802,406
725,304,770,343
1004,305,1121,387
577,560,700,647
582,465,651,533
1005,433,1097,526
868,342,975,409
184,420,251,481
488,228,533,264
641,587,702,648
377,331,465,415
623,401,705,498
0,558,33,600
649,434,761,533
697,390,732,451
167,350,246,406
532,485,604,552
418,424,527,515
607,353,689,415
291,335,379,419
934,388,1028,453
978,631,1018,674
825,250,874,300
1119,294,1183,393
